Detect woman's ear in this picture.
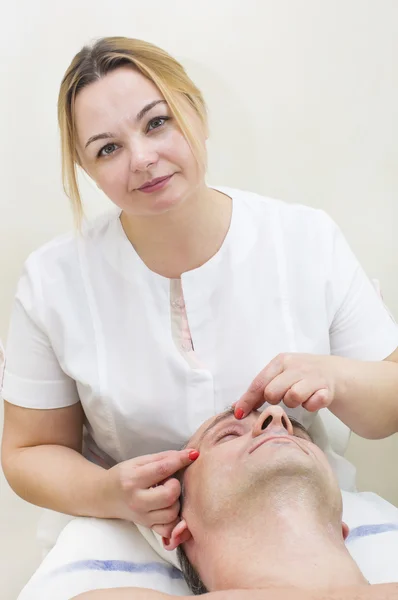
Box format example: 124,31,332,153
342,522,350,540
162,519,192,551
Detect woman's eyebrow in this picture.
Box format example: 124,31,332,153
136,99,167,121
84,99,167,149
85,132,115,149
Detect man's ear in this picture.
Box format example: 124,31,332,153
162,519,192,551
342,522,350,540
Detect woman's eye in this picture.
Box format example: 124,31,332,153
147,116,169,132
98,143,118,158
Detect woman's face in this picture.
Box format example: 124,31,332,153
75,67,206,216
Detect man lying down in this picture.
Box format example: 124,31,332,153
75,406,398,600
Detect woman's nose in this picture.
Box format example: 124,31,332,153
129,138,158,172
252,405,294,438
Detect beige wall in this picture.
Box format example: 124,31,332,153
0,1,397,597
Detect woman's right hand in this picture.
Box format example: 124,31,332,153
105,448,199,539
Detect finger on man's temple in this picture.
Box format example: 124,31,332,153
137,449,200,488
235,357,285,418
302,389,330,412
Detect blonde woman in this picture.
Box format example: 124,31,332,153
2,37,398,596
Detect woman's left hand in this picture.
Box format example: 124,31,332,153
234,353,341,419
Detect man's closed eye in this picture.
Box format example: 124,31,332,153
214,428,243,443
214,427,310,445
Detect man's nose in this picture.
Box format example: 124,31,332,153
252,405,294,438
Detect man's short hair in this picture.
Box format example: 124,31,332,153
177,545,208,595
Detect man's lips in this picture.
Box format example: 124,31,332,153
248,435,306,455
138,174,173,190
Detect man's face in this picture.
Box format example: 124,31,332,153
181,406,341,535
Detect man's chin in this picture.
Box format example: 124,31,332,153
196,462,316,526
245,451,319,494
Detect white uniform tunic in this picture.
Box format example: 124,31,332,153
3,187,398,465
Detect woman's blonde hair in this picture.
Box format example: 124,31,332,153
58,37,207,226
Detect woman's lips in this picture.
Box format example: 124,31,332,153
138,174,174,193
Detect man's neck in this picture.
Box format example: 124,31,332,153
199,505,366,592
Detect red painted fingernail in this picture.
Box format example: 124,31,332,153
189,450,200,461
235,407,245,420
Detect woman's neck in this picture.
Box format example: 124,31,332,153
120,185,232,278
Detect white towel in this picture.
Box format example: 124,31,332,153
19,518,189,600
